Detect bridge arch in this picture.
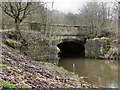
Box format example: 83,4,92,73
57,38,86,58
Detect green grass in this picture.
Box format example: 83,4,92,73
34,76,38,79
0,80,15,88
47,62,55,66
79,77,84,81
70,72,74,75
3,81,14,88
1,63,11,70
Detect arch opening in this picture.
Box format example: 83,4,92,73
57,41,85,58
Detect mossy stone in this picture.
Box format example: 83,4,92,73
7,29,16,39
6,39,22,48
57,47,60,53
7,29,15,33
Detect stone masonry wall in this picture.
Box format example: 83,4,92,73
85,37,110,58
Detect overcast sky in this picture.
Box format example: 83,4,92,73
41,0,116,13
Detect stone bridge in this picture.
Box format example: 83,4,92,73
43,24,109,59
20,22,108,59
20,22,97,41
42,24,97,58
46,24,97,41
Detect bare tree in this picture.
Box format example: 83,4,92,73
78,2,115,37
64,12,78,25
0,2,42,37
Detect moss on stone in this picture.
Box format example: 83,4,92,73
7,29,17,39
100,37,110,40
89,37,110,41
6,39,14,48
104,45,111,54
6,39,22,48
7,29,15,33
85,37,111,58
106,45,111,50
57,47,60,53
31,21,37,24
92,38,99,40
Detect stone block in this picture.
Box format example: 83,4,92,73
84,37,110,58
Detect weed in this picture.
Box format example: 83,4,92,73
1,63,11,70
3,81,15,88
70,72,74,75
79,77,84,81
34,76,38,79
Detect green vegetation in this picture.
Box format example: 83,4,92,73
3,81,14,88
17,51,22,54
104,45,111,54
6,39,14,48
100,37,110,40
114,50,119,54
79,77,84,81
70,72,74,75
20,84,28,88
6,39,22,48
2,63,11,70
57,67,68,75
106,45,111,50
7,29,15,33
46,62,55,66
57,47,60,53
0,80,15,88
89,37,110,41
34,76,40,80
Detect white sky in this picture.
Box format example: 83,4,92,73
41,0,117,13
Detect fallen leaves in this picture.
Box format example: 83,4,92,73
1,42,93,88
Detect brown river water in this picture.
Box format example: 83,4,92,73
59,58,118,88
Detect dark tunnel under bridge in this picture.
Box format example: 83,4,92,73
57,40,86,58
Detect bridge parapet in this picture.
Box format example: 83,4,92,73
51,24,79,36
20,22,97,40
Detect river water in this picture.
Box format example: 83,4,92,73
58,58,118,88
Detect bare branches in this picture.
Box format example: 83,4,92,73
1,2,43,31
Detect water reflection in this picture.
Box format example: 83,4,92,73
59,58,118,88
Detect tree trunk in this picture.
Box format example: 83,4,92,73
14,19,22,40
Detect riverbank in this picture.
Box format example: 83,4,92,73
0,30,93,88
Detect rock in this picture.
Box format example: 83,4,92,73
7,29,16,39
6,39,22,48
85,37,110,58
